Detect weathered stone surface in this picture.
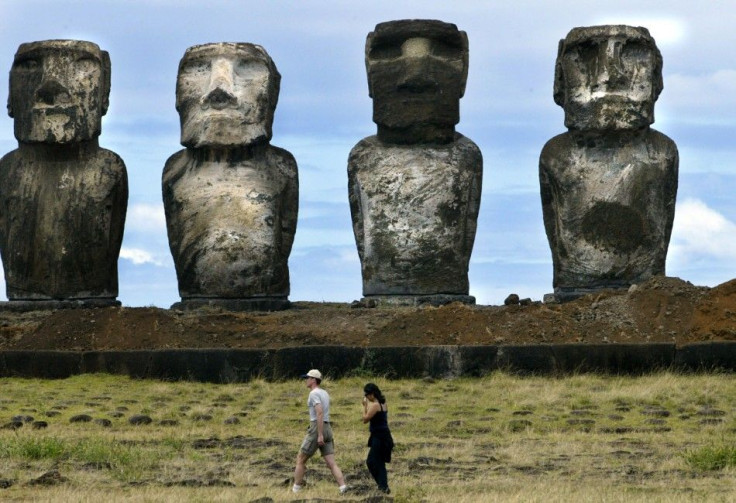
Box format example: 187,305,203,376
0,299,120,312
540,26,678,300
5,343,736,379
504,294,520,306
171,297,289,312
0,40,128,304
163,43,297,310
349,20,482,305
366,19,469,145
360,294,476,307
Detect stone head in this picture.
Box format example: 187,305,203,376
176,42,280,148
554,25,663,131
8,40,111,144
366,20,468,142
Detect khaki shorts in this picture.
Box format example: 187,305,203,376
300,421,335,457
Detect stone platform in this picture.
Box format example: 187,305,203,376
1,342,736,382
361,294,475,307
0,299,121,312
171,297,290,312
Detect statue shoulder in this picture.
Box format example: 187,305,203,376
163,149,189,170
96,148,127,174
0,149,20,168
348,135,381,172
646,129,678,154
162,149,190,184
349,135,380,157
453,133,483,162
265,145,298,179
540,132,574,167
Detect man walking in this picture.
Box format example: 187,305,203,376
293,369,348,494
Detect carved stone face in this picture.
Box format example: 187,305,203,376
554,25,663,131
8,40,110,144
176,43,280,148
366,20,468,138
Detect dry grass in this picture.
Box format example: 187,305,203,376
1,372,735,502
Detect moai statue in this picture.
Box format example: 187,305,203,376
348,20,482,306
0,40,128,308
163,43,297,311
540,26,678,302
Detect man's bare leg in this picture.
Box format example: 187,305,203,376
293,452,309,488
323,453,346,486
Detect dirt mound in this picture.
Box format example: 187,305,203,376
0,276,734,351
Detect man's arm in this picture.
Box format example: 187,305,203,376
315,402,325,445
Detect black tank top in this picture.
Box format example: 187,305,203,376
369,404,389,433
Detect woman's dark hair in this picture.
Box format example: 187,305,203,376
363,382,386,404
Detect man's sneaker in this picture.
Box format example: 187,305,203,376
292,483,302,493
339,484,349,494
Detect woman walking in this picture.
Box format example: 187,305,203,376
362,382,394,494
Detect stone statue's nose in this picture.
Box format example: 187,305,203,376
402,37,432,58
204,59,237,108
596,40,627,89
35,79,71,106
397,38,438,93
204,87,237,108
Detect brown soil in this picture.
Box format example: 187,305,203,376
1,275,735,351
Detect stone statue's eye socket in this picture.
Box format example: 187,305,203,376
621,41,650,61
13,57,40,71
572,41,598,62
431,40,461,59
233,59,267,79
75,56,98,73
180,60,210,74
369,43,401,60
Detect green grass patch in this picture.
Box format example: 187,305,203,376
684,444,736,470
0,436,67,460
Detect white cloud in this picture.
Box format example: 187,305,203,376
669,198,736,265
120,247,166,266
666,70,736,112
595,16,687,46
126,203,167,233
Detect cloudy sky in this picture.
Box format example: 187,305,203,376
0,1,734,307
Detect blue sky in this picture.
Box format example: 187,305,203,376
0,1,734,307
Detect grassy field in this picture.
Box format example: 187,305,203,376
1,372,735,502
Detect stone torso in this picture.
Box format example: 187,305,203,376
348,134,482,295
162,146,298,299
0,147,128,299
539,129,678,291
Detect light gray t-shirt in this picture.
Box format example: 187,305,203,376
307,387,331,422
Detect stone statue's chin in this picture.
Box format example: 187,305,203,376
180,113,269,148
21,108,98,144
565,99,654,131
